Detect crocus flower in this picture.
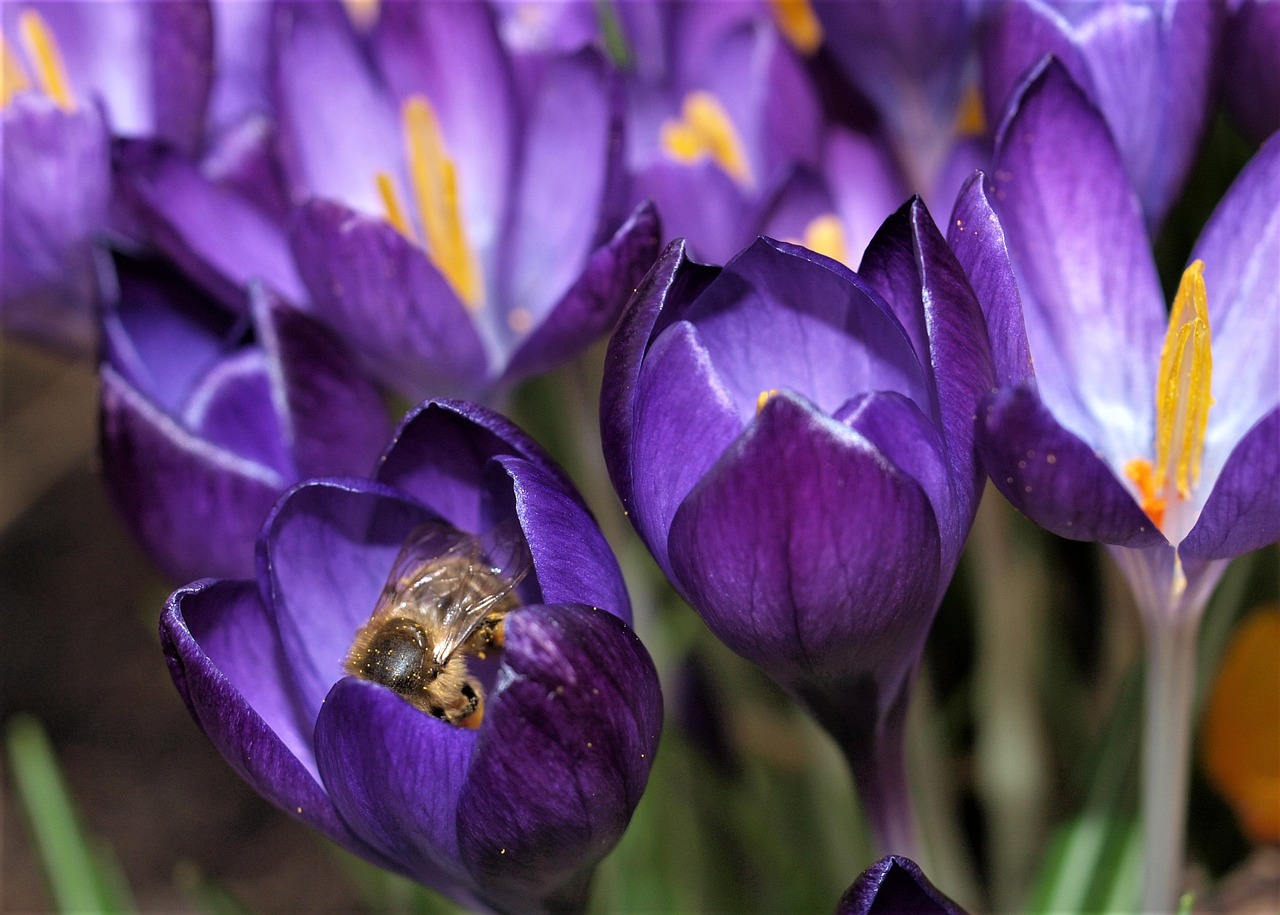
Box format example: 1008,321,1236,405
161,399,662,914
601,209,993,855
949,60,1278,911
836,856,967,915
100,259,390,582
0,1,212,355
812,0,986,204
619,0,825,263
982,0,1225,230
1222,0,1280,145
274,0,658,398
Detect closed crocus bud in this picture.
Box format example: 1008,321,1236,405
601,206,993,857
836,856,967,915
161,400,662,914
100,260,390,582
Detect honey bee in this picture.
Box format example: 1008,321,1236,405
344,520,533,728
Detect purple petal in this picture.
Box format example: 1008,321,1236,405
116,141,304,312
148,0,215,154
1223,0,1280,144
495,455,631,624
1,101,110,357
501,48,615,332
1192,133,1280,484
599,240,722,516
629,320,742,577
206,0,272,135
859,198,993,540
289,199,489,399
100,365,284,582
1181,408,1280,560
502,200,661,383
836,855,967,915
376,399,566,535
161,580,377,857
977,385,1165,548
825,129,909,264
260,479,437,722
668,391,942,693
372,1,515,256
180,349,291,475
273,0,400,211
947,172,1033,387
990,59,1165,470
252,286,391,479
632,158,753,264
457,603,662,911
101,256,240,415
313,677,477,901
686,238,930,420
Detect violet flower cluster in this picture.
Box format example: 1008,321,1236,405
4,0,1278,912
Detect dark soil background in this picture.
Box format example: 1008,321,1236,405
1,341,368,913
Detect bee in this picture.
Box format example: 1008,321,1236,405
344,519,533,728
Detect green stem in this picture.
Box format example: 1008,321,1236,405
1139,609,1199,914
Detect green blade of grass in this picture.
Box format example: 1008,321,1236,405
6,713,133,914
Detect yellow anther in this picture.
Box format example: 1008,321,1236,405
402,95,484,310
801,213,848,265
1124,261,1213,532
341,0,380,31
953,82,986,138
1202,605,1280,844
18,11,73,112
375,172,414,242
768,0,823,56
1,33,31,107
660,91,754,188
756,389,779,414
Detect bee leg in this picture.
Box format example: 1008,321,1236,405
459,680,485,730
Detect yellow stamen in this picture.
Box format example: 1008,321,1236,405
375,171,415,242
756,389,779,414
341,0,380,31
953,82,986,138
1,33,31,107
1124,260,1213,531
18,11,73,112
801,213,848,265
402,95,484,311
768,0,823,56
661,91,754,188
1202,605,1280,844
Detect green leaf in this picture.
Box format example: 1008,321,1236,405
5,714,135,914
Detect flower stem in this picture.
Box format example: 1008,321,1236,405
837,687,920,862
1139,608,1199,913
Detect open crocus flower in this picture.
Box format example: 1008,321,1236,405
161,399,662,914
982,0,1224,231
949,60,1278,911
620,0,825,263
100,260,390,582
1,1,212,355
836,856,967,915
275,0,658,398
601,208,993,856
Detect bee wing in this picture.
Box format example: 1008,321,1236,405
429,518,534,662
371,520,474,620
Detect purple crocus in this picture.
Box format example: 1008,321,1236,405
274,0,658,398
161,399,662,914
100,260,390,582
620,0,825,263
0,0,212,355
982,0,1225,230
601,208,993,856
836,856,967,915
949,60,1278,910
